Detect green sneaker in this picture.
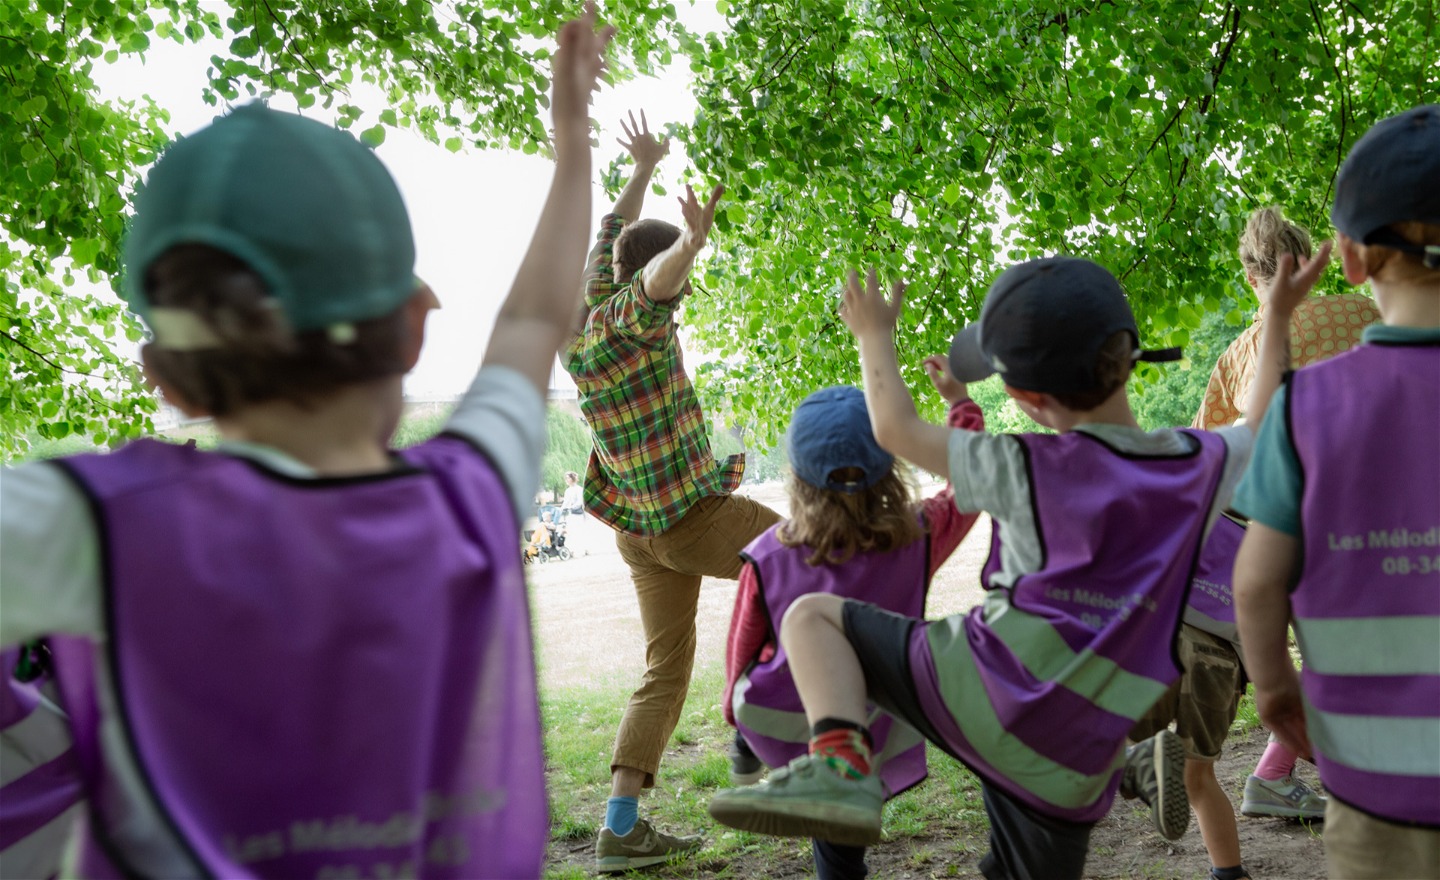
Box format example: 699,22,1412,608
708,753,883,846
594,818,703,873
1122,730,1189,840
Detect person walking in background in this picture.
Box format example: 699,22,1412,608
1235,104,1440,880
563,111,782,872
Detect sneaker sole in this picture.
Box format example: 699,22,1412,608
1240,802,1326,820
1154,730,1189,840
595,853,678,872
708,796,881,847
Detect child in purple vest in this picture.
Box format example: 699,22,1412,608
711,253,1326,879
0,644,83,880
722,374,983,879
1234,104,1440,880
0,11,614,878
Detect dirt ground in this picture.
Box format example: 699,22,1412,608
529,482,1328,879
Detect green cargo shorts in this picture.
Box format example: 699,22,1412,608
1130,624,1244,761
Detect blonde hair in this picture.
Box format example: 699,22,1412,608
1352,222,1440,284
777,467,923,566
1238,206,1313,283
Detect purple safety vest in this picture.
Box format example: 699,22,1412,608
52,436,548,878
734,525,930,798
1182,513,1246,646
1287,343,1440,827
928,429,1227,822
0,646,84,880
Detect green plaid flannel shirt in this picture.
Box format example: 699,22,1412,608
562,214,743,536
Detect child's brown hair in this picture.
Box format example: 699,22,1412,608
1048,330,1136,412
614,219,681,283
777,466,923,566
142,245,412,417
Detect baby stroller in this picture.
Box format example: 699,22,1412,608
539,516,571,562
523,514,571,564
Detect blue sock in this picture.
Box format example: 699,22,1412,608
605,796,639,837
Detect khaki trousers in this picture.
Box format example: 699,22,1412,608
611,493,781,786
1325,796,1440,879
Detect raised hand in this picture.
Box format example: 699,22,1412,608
678,183,724,252
551,2,615,145
618,109,670,168
1268,240,1333,315
840,268,906,340
922,354,969,405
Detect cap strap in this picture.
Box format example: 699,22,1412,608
147,309,223,351
1135,347,1183,364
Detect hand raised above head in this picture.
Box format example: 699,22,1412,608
1268,240,1333,315
551,2,616,141
617,109,670,167
678,183,724,252
923,354,969,405
840,268,906,340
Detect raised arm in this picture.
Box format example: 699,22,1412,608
841,269,951,476
1241,242,1332,429
611,110,669,222
637,183,723,304
482,5,614,391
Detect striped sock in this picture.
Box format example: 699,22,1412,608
809,728,873,780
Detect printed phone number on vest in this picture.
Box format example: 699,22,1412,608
1327,526,1440,576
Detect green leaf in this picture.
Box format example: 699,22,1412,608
359,125,386,147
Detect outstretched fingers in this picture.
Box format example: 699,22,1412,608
552,2,614,124
1270,240,1333,311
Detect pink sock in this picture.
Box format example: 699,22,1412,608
1253,739,1298,781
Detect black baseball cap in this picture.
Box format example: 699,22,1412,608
1331,104,1440,269
948,256,1180,394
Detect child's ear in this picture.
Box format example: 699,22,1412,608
401,283,441,370
1336,234,1369,285
139,344,209,418
1003,385,1057,427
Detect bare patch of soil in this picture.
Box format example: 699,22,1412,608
532,482,1327,878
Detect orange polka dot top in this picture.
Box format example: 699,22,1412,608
1194,293,1381,430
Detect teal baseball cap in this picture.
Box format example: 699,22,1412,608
123,103,417,342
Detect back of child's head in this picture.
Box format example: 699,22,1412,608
779,385,921,565
124,103,421,415
947,256,1180,411
1331,104,1440,286
613,218,681,283
1238,206,1313,283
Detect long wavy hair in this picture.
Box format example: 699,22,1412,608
777,465,924,566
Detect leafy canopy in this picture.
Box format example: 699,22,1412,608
4,0,1434,456
676,0,1434,438
1,0,683,458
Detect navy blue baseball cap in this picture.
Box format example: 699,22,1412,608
948,256,1180,394
786,386,894,493
1331,104,1440,269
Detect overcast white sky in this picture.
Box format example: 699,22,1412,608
97,2,727,397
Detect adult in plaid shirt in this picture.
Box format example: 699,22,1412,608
564,111,782,871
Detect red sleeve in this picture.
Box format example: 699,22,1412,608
723,562,773,727
923,400,986,576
